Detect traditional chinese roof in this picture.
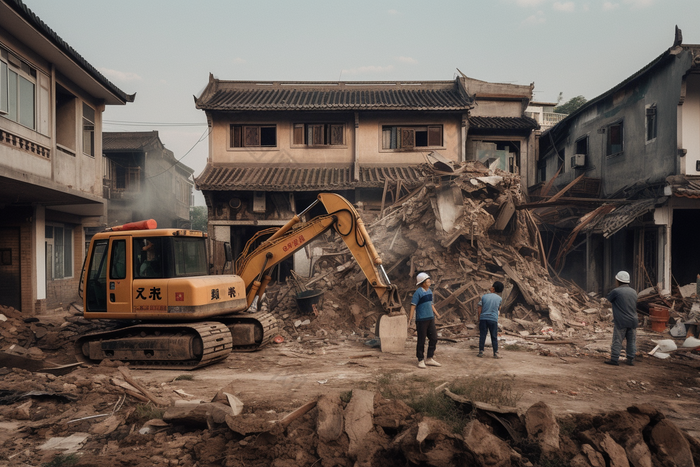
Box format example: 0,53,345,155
195,77,474,112
103,131,161,151
195,164,428,192
468,116,539,131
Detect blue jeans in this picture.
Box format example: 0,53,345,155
611,323,636,362
416,319,437,361
479,320,499,354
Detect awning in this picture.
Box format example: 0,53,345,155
583,198,666,238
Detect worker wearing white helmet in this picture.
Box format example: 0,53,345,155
604,270,639,366
408,272,442,369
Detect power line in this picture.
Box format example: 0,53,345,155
104,119,207,127
144,126,211,180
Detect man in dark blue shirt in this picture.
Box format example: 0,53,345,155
605,271,639,366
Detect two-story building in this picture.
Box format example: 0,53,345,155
0,0,133,313
193,74,537,275
534,29,700,295
103,131,193,229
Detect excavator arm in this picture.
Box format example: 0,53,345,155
236,193,405,317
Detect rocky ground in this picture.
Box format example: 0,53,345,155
2,302,700,467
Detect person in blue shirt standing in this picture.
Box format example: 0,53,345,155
477,281,504,358
408,272,441,369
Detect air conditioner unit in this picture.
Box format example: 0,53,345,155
571,153,586,168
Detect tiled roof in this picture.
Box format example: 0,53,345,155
468,116,539,131
3,0,134,104
195,165,428,192
674,176,700,199
195,79,474,112
103,131,160,151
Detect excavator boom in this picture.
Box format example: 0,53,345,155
237,193,405,317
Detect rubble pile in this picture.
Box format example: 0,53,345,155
0,304,119,362
2,363,698,467
267,161,604,342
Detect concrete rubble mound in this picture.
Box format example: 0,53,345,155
268,161,602,344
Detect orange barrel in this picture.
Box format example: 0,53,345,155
649,306,670,333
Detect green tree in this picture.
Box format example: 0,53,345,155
190,206,208,232
554,95,587,115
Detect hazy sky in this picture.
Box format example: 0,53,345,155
21,0,700,204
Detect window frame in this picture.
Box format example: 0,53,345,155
645,104,657,143
606,120,624,157
0,46,37,130
82,102,95,157
45,224,74,280
381,124,444,151
230,124,277,148
291,123,345,147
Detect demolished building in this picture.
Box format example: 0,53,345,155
532,27,700,298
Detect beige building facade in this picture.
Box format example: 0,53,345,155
0,0,133,312
194,75,537,275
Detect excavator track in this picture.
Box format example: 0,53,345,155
219,311,278,352
74,321,233,370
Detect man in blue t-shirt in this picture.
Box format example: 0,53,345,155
408,272,441,369
477,281,504,358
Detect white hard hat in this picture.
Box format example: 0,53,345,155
615,271,630,283
416,272,430,286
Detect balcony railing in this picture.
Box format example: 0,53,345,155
542,112,567,126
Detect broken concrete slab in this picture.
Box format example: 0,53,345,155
38,433,89,453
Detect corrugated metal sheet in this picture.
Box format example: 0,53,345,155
196,80,473,112
584,198,665,238
195,165,428,192
468,116,539,130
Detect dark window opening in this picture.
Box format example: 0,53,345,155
231,125,277,148
292,123,344,146
607,122,623,156
382,125,443,149
575,136,588,156
646,106,657,141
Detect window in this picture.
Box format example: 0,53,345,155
382,125,442,150
83,103,95,156
292,123,344,146
46,224,73,279
134,237,164,278
85,239,108,312
115,166,140,192
173,237,208,276
606,121,623,156
575,136,588,156
56,85,77,153
646,105,657,142
0,47,36,129
230,124,277,147
110,240,126,280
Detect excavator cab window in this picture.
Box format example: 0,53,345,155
110,240,127,280
134,237,164,278
85,239,108,312
173,237,208,277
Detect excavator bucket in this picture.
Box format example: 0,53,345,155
377,284,407,352
377,314,408,353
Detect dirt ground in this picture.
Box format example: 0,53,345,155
2,311,700,466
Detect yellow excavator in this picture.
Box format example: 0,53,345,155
75,193,407,369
